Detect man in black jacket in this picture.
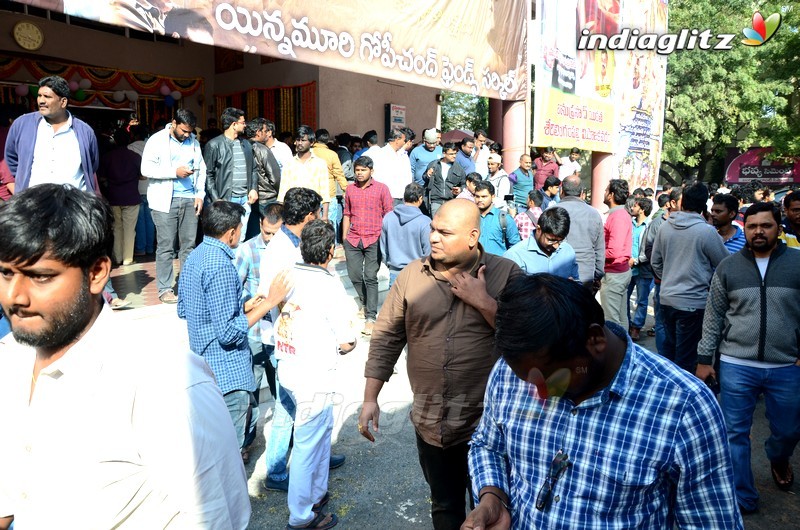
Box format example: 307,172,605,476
245,117,281,209
423,142,467,216
204,107,257,241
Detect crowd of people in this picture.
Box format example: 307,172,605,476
1,74,799,530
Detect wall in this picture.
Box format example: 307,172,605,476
318,67,439,143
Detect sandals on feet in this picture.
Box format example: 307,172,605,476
771,461,794,491
286,512,338,529
312,492,330,513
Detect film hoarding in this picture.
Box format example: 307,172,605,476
18,0,529,101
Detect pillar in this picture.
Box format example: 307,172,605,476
502,100,527,174
489,98,503,144
591,152,614,211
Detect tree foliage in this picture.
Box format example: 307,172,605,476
440,90,489,133
662,0,796,182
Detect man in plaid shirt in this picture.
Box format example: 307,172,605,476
464,274,742,530
343,156,394,336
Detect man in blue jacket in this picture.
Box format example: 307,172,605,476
4,75,99,194
380,183,431,287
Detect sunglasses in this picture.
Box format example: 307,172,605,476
535,450,572,511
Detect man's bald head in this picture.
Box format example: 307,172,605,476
562,175,583,197
436,198,481,231
429,199,481,268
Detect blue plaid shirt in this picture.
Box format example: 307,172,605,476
235,233,268,343
178,236,255,394
468,322,742,530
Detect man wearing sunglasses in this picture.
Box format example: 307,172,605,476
463,274,742,529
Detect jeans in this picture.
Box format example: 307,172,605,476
134,194,155,254
328,199,342,243
344,239,380,321
415,432,472,530
151,197,199,295
389,269,400,289
230,195,251,243
720,361,800,511
264,359,296,482
627,275,653,329
660,305,704,372
653,283,666,355
600,269,632,329
224,390,251,450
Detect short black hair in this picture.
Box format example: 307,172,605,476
388,128,405,142
712,193,739,213
260,201,284,224
681,182,709,214
39,75,70,99
668,186,683,203
466,172,483,186
315,128,330,144
544,176,560,189
362,130,378,145
657,193,670,208
300,220,335,265
474,180,495,196
537,207,570,238
245,117,268,139
175,108,197,128
354,156,373,170
743,201,781,226
570,147,581,154
784,191,800,208
202,201,245,237
460,137,474,148
401,127,415,142
643,187,654,197
404,183,424,203
496,274,605,364
220,107,244,131
474,129,487,139
0,184,113,270
635,197,653,216
283,187,322,225
296,124,316,144
607,179,629,205
528,190,544,207
442,142,458,153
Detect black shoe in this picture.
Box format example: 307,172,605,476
739,503,758,516
264,477,289,492
329,454,346,469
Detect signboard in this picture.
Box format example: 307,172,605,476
738,165,795,185
532,0,668,191
17,0,529,100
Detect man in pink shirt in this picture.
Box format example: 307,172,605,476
532,147,560,189
600,179,632,328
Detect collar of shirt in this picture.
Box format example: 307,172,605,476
201,235,236,259
421,245,486,279
281,224,301,247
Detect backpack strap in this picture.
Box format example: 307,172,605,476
499,210,508,248
525,208,537,225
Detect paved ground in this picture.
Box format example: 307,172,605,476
108,253,799,529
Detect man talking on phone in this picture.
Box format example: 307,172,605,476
141,108,206,304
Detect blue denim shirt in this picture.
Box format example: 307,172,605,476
503,236,579,279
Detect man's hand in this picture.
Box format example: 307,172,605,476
695,363,716,383
193,198,203,216
461,493,511,530
628,257,636,267
451,265,491,308
7,182,14,195
452,186,462,196
243,295,264,313
247,189,259,204
358,401,380,442
264,270,292,307
176,165,194,178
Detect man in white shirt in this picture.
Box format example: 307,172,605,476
0,184,249,530
369,128,410,205
264,118,294,171
558,147,582,180
486,153,511,211
472,129,491,177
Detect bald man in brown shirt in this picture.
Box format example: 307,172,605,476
358,199,522,530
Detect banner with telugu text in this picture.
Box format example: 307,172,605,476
532,0,667,190
17,0,528,101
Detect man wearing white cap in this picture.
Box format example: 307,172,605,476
486,153,511,211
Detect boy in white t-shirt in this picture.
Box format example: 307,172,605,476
274,219,357,530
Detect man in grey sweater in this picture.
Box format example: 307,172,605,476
696,201,800,514
557,175,605,290
651,183,728,372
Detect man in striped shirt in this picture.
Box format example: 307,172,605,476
464,274,742,530
711,194,746,254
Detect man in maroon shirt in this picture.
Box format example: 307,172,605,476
343,155,394,335
600,179,632,329
532,147,561,190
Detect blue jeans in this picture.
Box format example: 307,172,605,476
720,361,800,511
264,358,296,482
389,269,400,288
230,195,251,243
328,199,342,243
627,275,653,329
653,283,666,355
660,305,704,372
134,194,155,254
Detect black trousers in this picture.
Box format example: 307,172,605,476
415,431,474,530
